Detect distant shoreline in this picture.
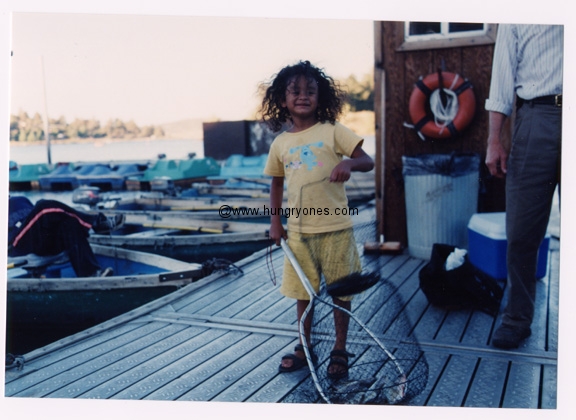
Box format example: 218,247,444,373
9,111,375,148
9,137,204,147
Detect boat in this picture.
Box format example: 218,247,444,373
8,160,53,191
101,193,274,213
76,189,277,218
80,178,373,213
215,154,269,179
74,162,148,191
192,178,271,198
89,228,270,263
85,209,271,262
188,154,272,198
125,153,221,191
192,153,375,201
37,161,148,191
6,243,238,355
189,171,374,204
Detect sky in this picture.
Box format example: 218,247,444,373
1,1,575,420
4,3,574,128
9,14,374,126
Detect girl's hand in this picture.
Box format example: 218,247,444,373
329,160,352,183
269,221,287,246
330,145,374,182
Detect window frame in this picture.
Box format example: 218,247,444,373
395,22,497,52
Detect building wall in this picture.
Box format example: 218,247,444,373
203,120,276,160
374,21,508,246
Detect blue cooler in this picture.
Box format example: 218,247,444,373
467,212,549,280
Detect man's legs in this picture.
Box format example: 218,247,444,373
494,103,561,348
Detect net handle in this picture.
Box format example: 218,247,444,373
280,238,407,388
280,238,332,403
280,238,318,299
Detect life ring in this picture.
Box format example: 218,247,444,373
408,71,476,140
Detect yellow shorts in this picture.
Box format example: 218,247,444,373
281,228,361,301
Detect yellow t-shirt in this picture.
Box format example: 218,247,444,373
263,122,363,234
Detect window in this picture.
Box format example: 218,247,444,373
396,22,497,51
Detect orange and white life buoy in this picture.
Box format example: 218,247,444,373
407,71,476,140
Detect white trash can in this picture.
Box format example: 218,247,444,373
402,153,480,260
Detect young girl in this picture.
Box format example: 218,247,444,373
261,60,374,379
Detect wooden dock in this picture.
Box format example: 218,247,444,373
4,224,559,411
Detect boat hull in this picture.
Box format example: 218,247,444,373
6,286,177,355
84,209,272,261
89,230,270,263
6,244,203,355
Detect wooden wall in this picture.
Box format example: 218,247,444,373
374,21,508,246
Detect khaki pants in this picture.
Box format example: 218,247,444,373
280,228,361,301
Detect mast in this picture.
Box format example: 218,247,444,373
41,55,52,165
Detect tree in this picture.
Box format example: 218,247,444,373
140,125,154,137
153,125,165,138
124,120,140,139
9,113,170,142
343,73,374,112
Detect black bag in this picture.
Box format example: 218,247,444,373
418,243,503,316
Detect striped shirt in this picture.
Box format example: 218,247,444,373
485,24,563,116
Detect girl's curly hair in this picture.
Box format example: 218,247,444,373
259,60,346,132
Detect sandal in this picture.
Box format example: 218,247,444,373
278,344,316,373
327,349,355,380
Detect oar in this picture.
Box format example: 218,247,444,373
142,223,224,234
8,259,27,269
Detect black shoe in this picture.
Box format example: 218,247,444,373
278,344,317,373
93,213,125,234
492,324,531,349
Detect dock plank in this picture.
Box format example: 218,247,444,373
406,351,449,406
5,321,161,394
78,325,223,399
540,363,557,409
108,328,231,400
4,231,560,409
178,335,295,401
144,331,268,401
214,340,311,403
464,358,509,407
426,354,478,406
11,322,177,398
460,311,498,347
44,323,191,399
502,361,541,408
118,329,246,401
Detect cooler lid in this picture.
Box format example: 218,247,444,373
467,212,506,239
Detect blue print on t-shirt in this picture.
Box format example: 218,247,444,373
287,141,323,171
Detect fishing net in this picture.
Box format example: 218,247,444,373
281,219,429,404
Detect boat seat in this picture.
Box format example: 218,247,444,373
124,228,181,237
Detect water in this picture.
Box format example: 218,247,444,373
8,135,375,205
9,135,376,166
9,138,205,165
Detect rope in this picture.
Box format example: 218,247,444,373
266,243,277,286
201,258,243,277
429,74,460,136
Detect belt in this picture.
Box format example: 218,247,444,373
518,94,562,108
